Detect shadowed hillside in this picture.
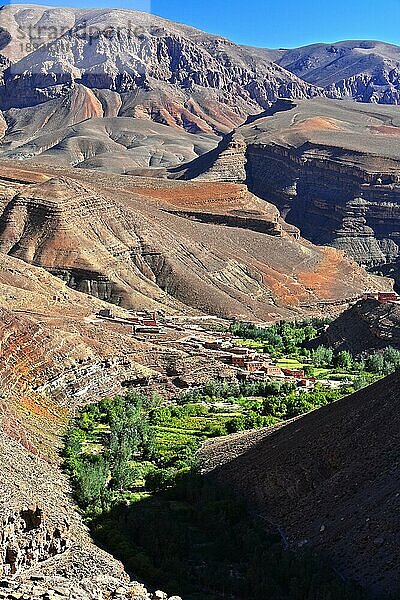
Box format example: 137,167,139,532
200,372,400,596
310,298,400,355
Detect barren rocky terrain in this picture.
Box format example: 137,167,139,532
310,297,400,355
266,40,400,104
0,162,385,321
178,97,400,283
0,3,319,171
200,372,400,596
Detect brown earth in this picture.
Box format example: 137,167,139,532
0,252,190,598
0,161,387,322
199,372,400,596
176,97,400,286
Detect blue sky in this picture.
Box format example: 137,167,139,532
10,0,400,48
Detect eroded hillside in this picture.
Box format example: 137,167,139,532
177,97,400,284
0,4,319,171
310,297,400,354
0,163,385,322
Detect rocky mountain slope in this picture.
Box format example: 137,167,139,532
0,250,171,457
199,371,400,596
0,428,157,600
310,297,400,355
2,111,218,175
0,162,385,321
176,97,400,283
0,4,319,171
266,40,400,104
0,250,192,598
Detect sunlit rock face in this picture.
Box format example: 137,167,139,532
0,4,317,135
176,97,400,283
269,40,400,105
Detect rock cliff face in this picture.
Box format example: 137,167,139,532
310,298,400,355
199,371,400,596
178,98,400,282
0,163,385,322
0,505,70,578
267,40,400,105
0,4,318,156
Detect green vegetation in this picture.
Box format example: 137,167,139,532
179,379,350,422
65,384,351,513
93,473,372,600
64,319,400,600
65,391,373,600
230,318,329,356
230,319,400,386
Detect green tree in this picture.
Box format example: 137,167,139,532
312,346,333,367
76,456,109,509
365,353,385,374
226,415,246,433
334,351,353,371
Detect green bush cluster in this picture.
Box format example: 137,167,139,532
312,345,400,377
229,318,330,354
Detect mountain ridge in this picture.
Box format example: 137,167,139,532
265,39,400,104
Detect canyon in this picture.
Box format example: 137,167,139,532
178,97,400,284
0,161,387,598
0,4,399,599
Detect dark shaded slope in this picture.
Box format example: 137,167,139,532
200,373,400,595
310,298,400,355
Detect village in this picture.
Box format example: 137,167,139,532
91,295,400,392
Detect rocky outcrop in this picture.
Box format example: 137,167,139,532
199,371,400,595
178,97,400,282
170,132,248,182
310,298,400,355
0,5,318,138
0,506,70,578
269,40,400,105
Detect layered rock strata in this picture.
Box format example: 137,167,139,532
177,98,400,282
